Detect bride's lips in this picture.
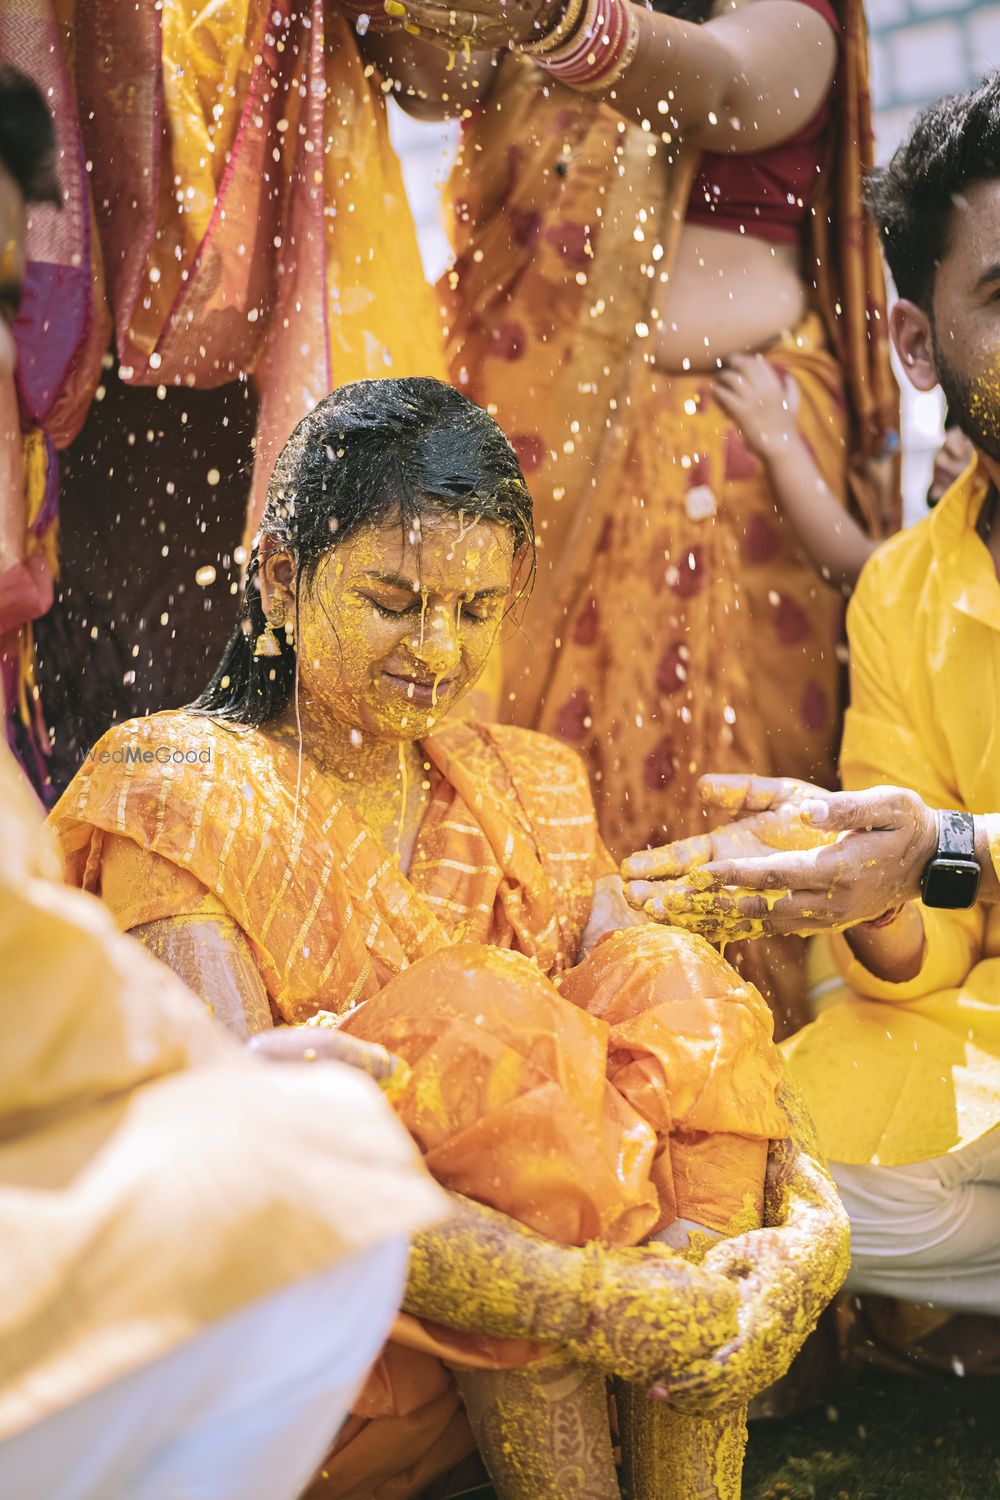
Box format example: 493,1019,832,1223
382,671,455,706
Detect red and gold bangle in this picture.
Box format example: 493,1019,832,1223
520,0,587,56
523,0,640,92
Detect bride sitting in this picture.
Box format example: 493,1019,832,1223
51,376,847,1500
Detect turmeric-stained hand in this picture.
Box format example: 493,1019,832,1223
649,1089,850,1413
391,0,563,49
249,1024,408,1089
576,872,650,961
622,775,937,939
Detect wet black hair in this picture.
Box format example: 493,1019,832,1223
0,65,61,206
191,376,534,725
864,71,1000,311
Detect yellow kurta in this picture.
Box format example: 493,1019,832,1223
0,727,443,1444
783,462,1000,1165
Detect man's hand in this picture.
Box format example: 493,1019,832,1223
576,872,649,961
622,775,938,941
249,1023,407,1088
649,1085,850,1413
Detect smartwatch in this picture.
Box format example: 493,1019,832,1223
920,810,981,909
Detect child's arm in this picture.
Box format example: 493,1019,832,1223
714,353,877,590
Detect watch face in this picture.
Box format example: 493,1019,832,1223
922,858,981,910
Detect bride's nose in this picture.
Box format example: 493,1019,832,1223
404,602,462,675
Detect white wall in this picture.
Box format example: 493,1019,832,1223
387,106,459,285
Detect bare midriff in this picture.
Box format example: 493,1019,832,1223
652,223,808,372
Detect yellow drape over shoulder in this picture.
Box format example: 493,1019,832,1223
783,463,1000,1165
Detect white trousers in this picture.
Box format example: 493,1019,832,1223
0,1236,408,1500
831,1130,1000,1315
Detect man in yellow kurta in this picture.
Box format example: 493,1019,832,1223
0,69,444,1500
777,457,1000,1313
622,74,1000,1315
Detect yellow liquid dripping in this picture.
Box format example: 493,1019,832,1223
396,740,410,861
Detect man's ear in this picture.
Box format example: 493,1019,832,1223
258,548,295,619
890,299,939,392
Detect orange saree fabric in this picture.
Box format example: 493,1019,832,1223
524,313,848,856
440,7,898,1030
50,709,786,1499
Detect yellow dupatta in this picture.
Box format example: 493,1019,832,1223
48,711,605,1017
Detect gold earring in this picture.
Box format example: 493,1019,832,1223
254,621,282,658
254,599,286,658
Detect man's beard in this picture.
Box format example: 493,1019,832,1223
933,327,1000,463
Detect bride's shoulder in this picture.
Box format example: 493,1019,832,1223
71,711,273,793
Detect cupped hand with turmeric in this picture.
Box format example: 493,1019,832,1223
248,1024,408,1089
622,774,937,940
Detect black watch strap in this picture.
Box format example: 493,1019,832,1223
922,810,980,909
938,809,975,859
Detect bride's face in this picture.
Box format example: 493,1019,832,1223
293,510,515,739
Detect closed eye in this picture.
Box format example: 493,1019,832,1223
368,596,422,618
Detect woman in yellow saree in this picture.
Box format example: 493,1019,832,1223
50,377,847,1499
367,0,899,1037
